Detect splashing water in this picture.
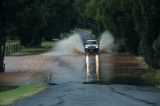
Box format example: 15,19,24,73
44,33,84,55
99,31,120,53
43,30,120,56
99,31,114,53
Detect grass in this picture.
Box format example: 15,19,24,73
0,83,46,105
5,41,20,46
22,40,57,52
12,40,58,55
141,69,160,85
42,39,59,48
155,70,160,84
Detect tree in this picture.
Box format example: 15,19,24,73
44,0,78,40
0,0,17,72
85,0,104,34
1,0,160,70
132,0,160,68
16,0,48,47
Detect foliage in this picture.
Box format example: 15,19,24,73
141,69,160,85
79,0,160,68
132,0,160,68
0,0,160,70
16,0,49,47
15,40,57,55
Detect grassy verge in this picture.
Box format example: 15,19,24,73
12,40,58,55
0,83,46,105
5,41,20,46
21,40,57,52
141,69,160,86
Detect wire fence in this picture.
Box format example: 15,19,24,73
5,40,23,56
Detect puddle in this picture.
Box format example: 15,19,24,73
4,31,150,86
84,54,149,85
3,53,148,86
46,53,149,86
47,55,86,84
0,72,48,86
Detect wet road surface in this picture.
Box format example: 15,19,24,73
14,83,160,106
4,31,160,106
4,53,160,106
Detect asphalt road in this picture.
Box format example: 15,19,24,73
13,82,160,106
11,53,160,106
5,31,160,106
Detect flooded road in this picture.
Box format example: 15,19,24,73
44,53,146,85
86,54,146,85
13,53,160,106
4,53,146,85
4,31,160,106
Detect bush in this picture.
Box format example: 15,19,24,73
153,35,160,54
155,70,160,84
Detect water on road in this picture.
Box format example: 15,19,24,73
44,53,146,85
3,31,160,106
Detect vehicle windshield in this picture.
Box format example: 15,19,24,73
85,41,97,45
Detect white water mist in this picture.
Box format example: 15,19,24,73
44,33,84,55
99,31,114,53
99,31,120,53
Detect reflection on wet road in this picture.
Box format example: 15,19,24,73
95,55,100,81
11,53,160,106
85,55,100,82
86,54,147,85
9,31,160,106
47,53,146,85
47,55,86,84
5,53,147,85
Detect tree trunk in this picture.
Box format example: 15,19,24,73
0,0,5,72
0,33,5,72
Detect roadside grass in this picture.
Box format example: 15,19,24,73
5,41,20,46
141,69,160,85
12,40,58,55
0,83,46,105
155,70,160,84
21,40,57,52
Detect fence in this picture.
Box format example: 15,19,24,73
5,40,23,56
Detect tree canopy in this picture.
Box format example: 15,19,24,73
0,0,160,72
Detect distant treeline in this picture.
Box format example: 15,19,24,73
0,0,160,70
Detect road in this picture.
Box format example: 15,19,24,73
4,31,160,106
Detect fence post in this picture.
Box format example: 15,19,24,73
5,40,22,56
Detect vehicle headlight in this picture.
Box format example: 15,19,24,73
85,46,88,48
95,46,98,48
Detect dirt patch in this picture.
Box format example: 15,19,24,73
0,72,48,85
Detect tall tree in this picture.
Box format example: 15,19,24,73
0,0,20,71
0,0,5,71
44,0,78,40
132,0,160,68
16,0,48,47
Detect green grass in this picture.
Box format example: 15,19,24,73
5,42,19,46
41,40,58,48
5,40,58,56
5,41,20,46
0,83,46,105
155,70,160,84
13,40,58,55
141,69,160,85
